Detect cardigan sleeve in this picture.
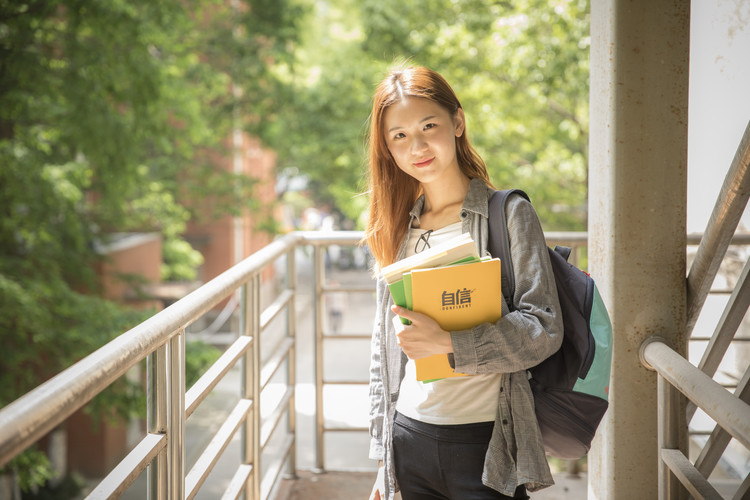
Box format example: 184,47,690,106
368,278,387,460
450,194,563,374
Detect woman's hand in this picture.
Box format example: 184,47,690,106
392,305,453,360
369,462,385,500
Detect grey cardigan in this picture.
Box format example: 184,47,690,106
368,178,563,498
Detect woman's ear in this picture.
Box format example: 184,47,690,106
454,108,466,137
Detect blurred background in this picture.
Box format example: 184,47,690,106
1,0,749,498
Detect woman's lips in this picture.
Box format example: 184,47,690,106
413,157,434,168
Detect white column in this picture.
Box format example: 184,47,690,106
588,1,690,498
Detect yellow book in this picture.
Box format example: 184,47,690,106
409,258,503,382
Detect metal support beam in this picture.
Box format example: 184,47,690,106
147,346,168,500
686,121,750,335
658,373,686,499
313,245,325,472
286,248,298,479
167,331,186,499
588,1,690,498
240,283,255,500
693,365,750,477
687,255,750,421
250,276,262,500
660,450,722,500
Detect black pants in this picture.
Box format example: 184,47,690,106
393,412,529,500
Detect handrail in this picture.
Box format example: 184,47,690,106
640,338,750,499
686,121,750,336
641,339,750,449
4,228,750,497
0,232,302,469
0,232,302,500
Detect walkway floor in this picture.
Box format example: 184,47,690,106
279,470,589,499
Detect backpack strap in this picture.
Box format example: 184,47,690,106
487,189,530,310
554,245,572,262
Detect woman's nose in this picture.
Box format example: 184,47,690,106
410,135,427,154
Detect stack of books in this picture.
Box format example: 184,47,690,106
381,233,504,382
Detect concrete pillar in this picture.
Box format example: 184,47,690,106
588,1,690,498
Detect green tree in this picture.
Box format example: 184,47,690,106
0,0,304,491
274,0,590,230
254,0,380,223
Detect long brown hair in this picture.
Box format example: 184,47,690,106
364,65,492,268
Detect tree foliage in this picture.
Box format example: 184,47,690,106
272,0,590,229
0,0,304,489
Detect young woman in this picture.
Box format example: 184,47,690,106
365,65,563,500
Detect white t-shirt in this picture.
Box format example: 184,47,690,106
396,222,501,425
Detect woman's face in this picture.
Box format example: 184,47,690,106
383,96,465,186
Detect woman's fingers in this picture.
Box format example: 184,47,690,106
391,305,423,324
392,305,452,359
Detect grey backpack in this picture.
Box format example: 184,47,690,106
488,189,613,459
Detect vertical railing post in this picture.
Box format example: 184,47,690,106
313,244,325,472
167,330,186,499
147,345,167,500
657,374,685,500
240,284,253,499
251,275,262,500
241,279,262,500
286,248,298,478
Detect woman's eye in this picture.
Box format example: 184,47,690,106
393,132,405,140
424,123,436,130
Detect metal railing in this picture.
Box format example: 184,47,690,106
308,231,590,472
640,121,750,500
305,232,374,471
640,339,750,500
0,232,303,499
0,228,593,499
3,209,750,498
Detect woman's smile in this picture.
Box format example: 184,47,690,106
413,157,434,168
